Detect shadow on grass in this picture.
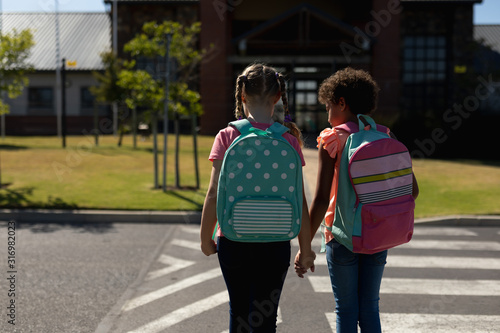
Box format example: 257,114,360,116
0,187,116,233
0,144,28,150
0,187,78,209
17,222,115,234
165,188,203,210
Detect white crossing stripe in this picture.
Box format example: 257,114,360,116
400,239,500,251
325,313,500,332
386,255,500,270
413,227,478,236
180,226,200,234
145,255,195,281
219,307,283,333
380,313,500,333
122,268,222,312
308,276,500,296
127,291,229,333
171,239,201,251
313,253,500,270
381,278,500,296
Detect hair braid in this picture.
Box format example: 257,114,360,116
234,75,246,119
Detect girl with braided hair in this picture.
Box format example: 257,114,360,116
200,63,315,332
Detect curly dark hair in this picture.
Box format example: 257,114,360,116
318,67,380,115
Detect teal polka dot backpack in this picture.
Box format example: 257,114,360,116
216,119,303,242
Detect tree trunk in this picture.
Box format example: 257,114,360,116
175,112,180,188
152,112,159,189
192,114,200,189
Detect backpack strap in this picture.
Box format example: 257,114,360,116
229,119,253,135
266,122,289,138
230,120,289,138
335,115,389,135
357,114,377,130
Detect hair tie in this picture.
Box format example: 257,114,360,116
284,114,292,123
241,75,247,82
275,72,280,79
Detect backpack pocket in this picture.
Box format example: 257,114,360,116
223,197,301,242
352,197,415,254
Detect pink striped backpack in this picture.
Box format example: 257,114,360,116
328,114,415,254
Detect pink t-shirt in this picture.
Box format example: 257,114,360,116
209,122,306,166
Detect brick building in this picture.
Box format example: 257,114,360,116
105,1,483,154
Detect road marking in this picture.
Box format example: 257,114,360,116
145,255,195,281
313,254,500,270
122,268,222,312
326,313,500,332
171,238,200,251
308,276,500,296
386,255,500,269
219,307,283,333
180,226,200,234
127,291,229,333
412,227,478,236
380,314,500,332
381,278,500,296
400,239,500,251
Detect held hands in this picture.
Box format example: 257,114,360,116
201,238,217,256
294,250,316,278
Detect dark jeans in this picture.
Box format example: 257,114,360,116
217,237,291,333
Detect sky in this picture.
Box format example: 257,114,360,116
0,0,499,25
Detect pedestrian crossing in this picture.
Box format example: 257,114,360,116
98,225,500,333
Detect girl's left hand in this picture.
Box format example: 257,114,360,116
294,250,316,278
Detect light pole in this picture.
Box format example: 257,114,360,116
162,33,172,192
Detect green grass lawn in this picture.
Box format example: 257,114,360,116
0,134,213,211
0,134,499,218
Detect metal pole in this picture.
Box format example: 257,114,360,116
55,0,62,137
0,0,5,139
162,33,172,192
61,58,66,148
112,0,118,54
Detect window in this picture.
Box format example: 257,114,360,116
402,35,448,114
81,87,94,109
28,87,53,110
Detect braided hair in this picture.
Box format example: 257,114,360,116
234,63,303,146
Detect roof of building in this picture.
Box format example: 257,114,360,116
2,13,111,71
103,0,198,3
475,24,500,54
401,0,482,2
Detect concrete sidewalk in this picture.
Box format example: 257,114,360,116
1,148,499,226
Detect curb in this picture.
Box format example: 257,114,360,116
0,209,202,224
415,215,500,226
1,209,499,226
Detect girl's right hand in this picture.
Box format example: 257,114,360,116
201,239,217,256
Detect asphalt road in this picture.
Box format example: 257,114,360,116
0,221,499,333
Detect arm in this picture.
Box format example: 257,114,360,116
200,159,222,256
295,185,316,278
309,143,336,239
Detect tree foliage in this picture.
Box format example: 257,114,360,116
0,29,34,115
90,51,127,104
120,20,204,116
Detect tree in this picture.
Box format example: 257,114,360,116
0,28,34,115
90,52,130,147
0,28,34,187
121,21,205,189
